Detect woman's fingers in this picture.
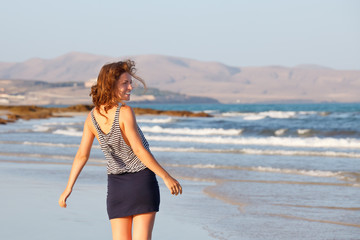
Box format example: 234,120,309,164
164,175,182,196
58,194,68,208
170,181,182,195
59,199,67,208
58,189,72,208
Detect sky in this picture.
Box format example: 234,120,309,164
1,0,359,70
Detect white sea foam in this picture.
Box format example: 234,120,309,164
53,129,83,137
141,126,243,136
165,163,233,170
150,146,360,158
297,129,311,135
1,140,101,149
33,125,50,132
275,129,287,136
23,141,79,148
221,112,244,117
192,164,217,169
145,135,360,148
137,117,173,124
240,148,360,158
42,121,79,126
243,115,266,121
165,163,358,183
165,163,344,179
251,166,342,178
150,146,230,154
261,111,297,119
251,166,360,184
222,111,317,120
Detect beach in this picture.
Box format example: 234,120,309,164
0,161,215,240
1,103,360,239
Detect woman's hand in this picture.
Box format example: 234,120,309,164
163,175,182,196
58,188,72,208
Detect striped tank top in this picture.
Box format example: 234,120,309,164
90,105,148,174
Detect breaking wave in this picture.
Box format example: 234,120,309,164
137,117,174,124
150,146,360,158
221,111,317,120
53,128,83,137
146,135,360,149
141,125,243,136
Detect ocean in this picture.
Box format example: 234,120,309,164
0,103,359,239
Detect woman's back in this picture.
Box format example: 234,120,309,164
91,106,118,135
90,104,148,174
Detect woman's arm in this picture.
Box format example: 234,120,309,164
120,105,182,195
58,113,95,208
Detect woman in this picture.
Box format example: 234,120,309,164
58,60,182,240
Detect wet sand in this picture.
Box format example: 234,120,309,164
0,161,214,240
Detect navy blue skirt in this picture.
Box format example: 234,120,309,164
107,168,160,219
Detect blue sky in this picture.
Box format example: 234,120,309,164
1,0,359,70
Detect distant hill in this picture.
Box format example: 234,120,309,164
1,52,360,103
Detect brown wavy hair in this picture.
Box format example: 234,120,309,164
90,60,146,116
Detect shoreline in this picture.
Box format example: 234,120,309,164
0,104,212,124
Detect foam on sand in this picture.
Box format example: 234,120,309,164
164,163,360,184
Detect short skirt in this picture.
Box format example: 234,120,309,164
107,168,160,219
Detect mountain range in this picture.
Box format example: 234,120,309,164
1,52,360,103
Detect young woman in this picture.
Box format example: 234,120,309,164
58,60,182,240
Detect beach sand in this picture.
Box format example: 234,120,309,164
0,161,214,240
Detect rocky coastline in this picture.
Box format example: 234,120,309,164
0,104,212,124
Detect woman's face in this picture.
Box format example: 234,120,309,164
115,72,133,101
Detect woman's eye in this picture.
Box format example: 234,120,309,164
120,80,132,85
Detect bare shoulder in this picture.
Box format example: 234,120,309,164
120,104,133,113
120,105,135,118
85,112,95,131
85,111,93,123
119,105,136,125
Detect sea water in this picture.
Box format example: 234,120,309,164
0,103,359,240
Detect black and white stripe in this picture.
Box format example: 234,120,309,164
91,105,148,174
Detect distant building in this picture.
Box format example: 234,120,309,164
0,98,9,104
85,78,97,88
0,93,25,104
